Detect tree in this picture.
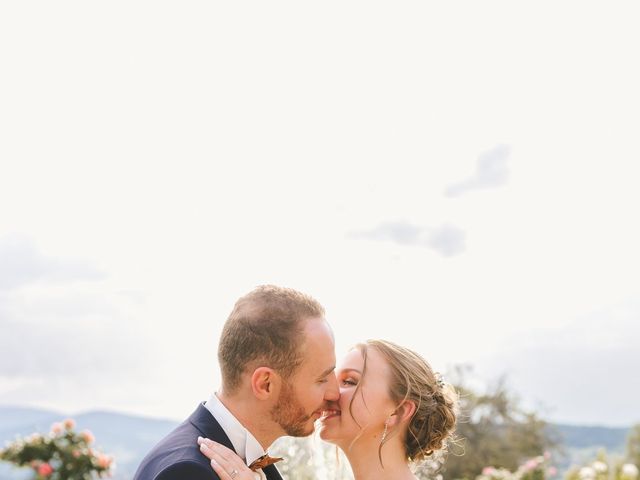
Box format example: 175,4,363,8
625,424,640,467
441,365,560,480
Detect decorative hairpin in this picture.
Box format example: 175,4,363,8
435,373,445,389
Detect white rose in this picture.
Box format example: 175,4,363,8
592,461,608,473
622,464,639,479
580,467,596,480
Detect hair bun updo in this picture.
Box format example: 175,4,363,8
361,340,458,463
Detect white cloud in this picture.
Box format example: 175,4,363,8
0,235,105,291
426,224,467,257
445,145,511,198
476,299,640,427
349,221,466,257
350,221,423,245
0,316,140,378
0,235,155,412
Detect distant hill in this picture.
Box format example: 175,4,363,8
0,406,178,480
0,406,633,479
0,407,63,433
550,423,630,472
553,424,630,451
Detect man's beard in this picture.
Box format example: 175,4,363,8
270,380,316,437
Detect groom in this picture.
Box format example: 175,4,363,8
134,285,339,480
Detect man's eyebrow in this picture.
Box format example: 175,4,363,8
317,366,336,379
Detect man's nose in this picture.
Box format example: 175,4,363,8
324,373,340,401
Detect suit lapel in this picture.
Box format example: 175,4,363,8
263,463,284,480
188,403,236,453
189,403,283,480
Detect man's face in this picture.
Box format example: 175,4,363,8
270,318,339,437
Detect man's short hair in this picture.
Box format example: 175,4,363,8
218,285,325,392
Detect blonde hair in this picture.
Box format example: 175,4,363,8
350,339,458,464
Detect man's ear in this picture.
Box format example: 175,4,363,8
250,367,280,400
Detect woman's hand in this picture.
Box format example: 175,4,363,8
197,437,259,480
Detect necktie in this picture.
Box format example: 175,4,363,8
249,454,283,471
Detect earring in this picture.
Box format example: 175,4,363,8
381,417,390,442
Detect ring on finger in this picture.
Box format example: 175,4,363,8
230,469,239,479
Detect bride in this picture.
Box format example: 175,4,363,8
198,339,457,480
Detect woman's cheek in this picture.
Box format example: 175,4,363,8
339,389,352,408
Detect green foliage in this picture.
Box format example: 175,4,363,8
626,425,640,467
0,419,113,480
442,365,559,480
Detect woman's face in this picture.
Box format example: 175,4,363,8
318,347,397,446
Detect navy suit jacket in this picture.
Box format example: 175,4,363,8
133,403,283,480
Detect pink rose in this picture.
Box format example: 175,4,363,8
51,422,63,435
72,450,81,458
37,463,54,477
96,454,112,469
63,418,76,430
483,467,496,476
81,430,95,444
548,467,558,476
525,460,538,471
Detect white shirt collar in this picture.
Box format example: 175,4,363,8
203,393,267,467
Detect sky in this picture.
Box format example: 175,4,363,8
1,1,639,428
